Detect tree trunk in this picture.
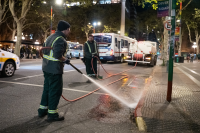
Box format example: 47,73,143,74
162,27,169,65
178,28,182,56
14,22,22,57
11,29,16,49
44,31,48,42
85,32,88,41
195,30,199,54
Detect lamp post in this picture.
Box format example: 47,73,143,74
93,22,101,33
43,0,64,34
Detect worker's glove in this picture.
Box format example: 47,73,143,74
63,59,70,65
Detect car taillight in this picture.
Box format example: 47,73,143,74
110,49,113,55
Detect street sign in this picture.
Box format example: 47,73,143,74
157,0,169,17
164,20,171,31
51,30,55,34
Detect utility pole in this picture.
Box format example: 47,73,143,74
167,0,176,102
178,2,182,56
120,0,125,36
50,6,53,34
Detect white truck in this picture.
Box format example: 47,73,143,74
126,41,157,67
0,49,20,77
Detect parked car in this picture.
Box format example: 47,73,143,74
0,49,20,77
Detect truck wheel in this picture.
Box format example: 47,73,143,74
2,61,15,77
154,59,157,65
101,60,107,63
128,62,132,65
120,55,124,63
69,53,72,59
76,54,80,59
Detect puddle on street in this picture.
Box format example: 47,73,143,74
88,94,135,123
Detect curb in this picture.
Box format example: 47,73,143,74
135,117,146,132
133,65,156,132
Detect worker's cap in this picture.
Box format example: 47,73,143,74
57,20,70,31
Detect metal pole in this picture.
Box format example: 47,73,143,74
178,2,182,56
50,6,53,34
147,25,148,41
167,0,176,102
120,0,125,36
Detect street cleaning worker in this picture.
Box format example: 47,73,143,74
84,35,98,77
38,20,70,122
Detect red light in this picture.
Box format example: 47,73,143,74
110,49,113,55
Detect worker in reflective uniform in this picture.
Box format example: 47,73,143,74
84,35,98,77
38,20,70,122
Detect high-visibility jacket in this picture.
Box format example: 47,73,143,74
42,30,67,74
84,41,98,59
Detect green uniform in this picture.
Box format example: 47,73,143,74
197,54,200,59
84,41,98,75
38,30,67,118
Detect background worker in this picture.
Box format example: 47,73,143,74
84,35,98,77
197,53,200,62
38,20,70,122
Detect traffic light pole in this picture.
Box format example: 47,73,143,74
167,0,176,102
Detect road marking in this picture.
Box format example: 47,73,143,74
177,67,200,87
182,66,200,76
14,67,85,80
0,80,105,95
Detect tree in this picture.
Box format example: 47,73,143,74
6,18,16,49
182,1,200,54
0,0,8,25
9,0,33,57
134,0,193,65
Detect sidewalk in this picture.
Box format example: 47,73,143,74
139,61,200,132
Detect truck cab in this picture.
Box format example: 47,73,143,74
0,49,20,77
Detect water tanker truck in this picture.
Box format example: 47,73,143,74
126,41,157,67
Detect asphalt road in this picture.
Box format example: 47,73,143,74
0,58,154,133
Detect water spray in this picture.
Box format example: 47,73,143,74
40,47,138,107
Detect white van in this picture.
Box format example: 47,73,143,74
0,49,20,77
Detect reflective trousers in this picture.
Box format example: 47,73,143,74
85,58,97,75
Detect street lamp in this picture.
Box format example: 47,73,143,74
93,22,101,33
56,0,63,5
43,0,64,34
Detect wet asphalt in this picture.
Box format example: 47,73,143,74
0,58,154,133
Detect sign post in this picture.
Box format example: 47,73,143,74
167,0,176,102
